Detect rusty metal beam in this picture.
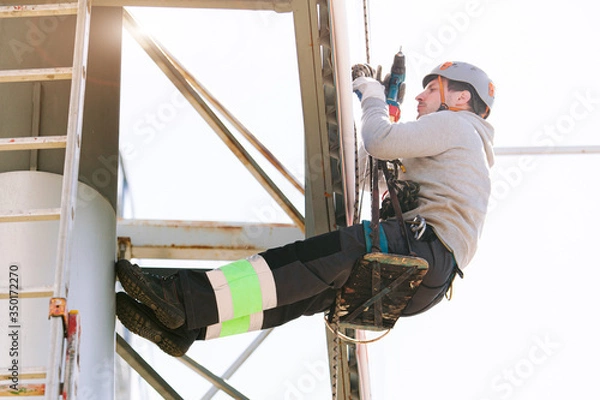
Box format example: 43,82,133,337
0,0,293,11
117,218,303,260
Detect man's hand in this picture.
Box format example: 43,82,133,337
352,77,386,102
352,63,378,80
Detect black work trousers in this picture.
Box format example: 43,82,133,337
177,219,457,340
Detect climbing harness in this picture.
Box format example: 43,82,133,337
379,160,419,219
327,157,429,343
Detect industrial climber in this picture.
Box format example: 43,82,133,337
115,61,496,357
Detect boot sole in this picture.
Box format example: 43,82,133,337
116,260,185,330
116,292,191,357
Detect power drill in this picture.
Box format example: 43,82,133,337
386,47,406,122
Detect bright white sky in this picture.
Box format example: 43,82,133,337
118,1,600,399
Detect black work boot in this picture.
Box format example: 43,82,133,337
116,292,197,357
116,259,185,330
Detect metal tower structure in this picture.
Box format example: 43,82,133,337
112,1,366,398
1,2,121,398
1,0,366,398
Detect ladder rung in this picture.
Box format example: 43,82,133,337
0,208,61,223
0,3,77,18
0,135,67,151
0,285,54,299
0,67,72,83
0,383,45,396
0,367,46,381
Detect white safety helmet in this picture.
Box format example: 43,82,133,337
423,61,495,118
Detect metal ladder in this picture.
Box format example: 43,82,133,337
0,1,92,398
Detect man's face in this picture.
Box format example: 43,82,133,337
415,77,443,118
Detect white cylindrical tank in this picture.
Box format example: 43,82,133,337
0,171,115,398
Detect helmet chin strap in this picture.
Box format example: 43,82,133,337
481,105,491,119
436,76,463,113
437,75,490,118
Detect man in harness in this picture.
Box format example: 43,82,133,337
115,61,496,357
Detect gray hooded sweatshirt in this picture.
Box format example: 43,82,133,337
359,97,495,269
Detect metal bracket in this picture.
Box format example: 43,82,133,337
117,236,132,260
48,297,68,337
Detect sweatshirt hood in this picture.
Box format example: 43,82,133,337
461,112,495,167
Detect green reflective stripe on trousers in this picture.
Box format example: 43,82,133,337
206,313,264,340
220,259,262,318
220,315,250,337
